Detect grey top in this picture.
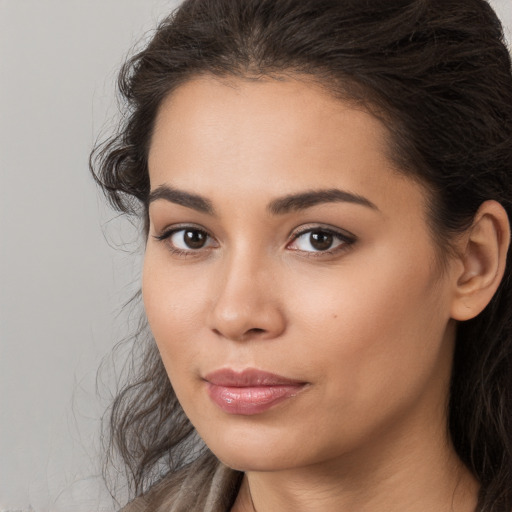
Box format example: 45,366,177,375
120,454,242,512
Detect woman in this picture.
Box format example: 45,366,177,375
91,0,512,510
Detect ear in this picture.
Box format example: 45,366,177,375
450,200,510,321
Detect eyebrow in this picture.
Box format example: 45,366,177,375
267,189,378,215
148,184,215,214
147,184,377,215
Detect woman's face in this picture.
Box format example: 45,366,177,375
144,76,459,472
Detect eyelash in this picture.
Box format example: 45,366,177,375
153,225,216,258
288,225,356,257
153,224,356,258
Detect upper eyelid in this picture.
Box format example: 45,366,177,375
288,224,356,241
286,227,357,259
153,223,213,239
154,226,218,254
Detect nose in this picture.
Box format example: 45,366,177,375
207,252,286,342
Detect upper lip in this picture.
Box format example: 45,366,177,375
204,368,306,387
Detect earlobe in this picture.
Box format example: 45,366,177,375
450,200,510,321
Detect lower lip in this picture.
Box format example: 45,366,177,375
206,383,306,415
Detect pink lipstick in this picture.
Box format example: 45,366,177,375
204,368,307,415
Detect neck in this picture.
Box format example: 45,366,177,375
231,411,479,512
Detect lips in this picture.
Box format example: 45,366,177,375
204,368,307,415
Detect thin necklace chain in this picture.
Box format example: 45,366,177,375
247,479,257,512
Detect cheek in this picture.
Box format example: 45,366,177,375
286,243,450,410
142,251,208,376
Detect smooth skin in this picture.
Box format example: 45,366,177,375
143,76,509,512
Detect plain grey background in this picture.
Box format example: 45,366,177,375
0,1,511,511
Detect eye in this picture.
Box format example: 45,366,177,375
171,228,209,249
288,227,355,254
154,226,217,254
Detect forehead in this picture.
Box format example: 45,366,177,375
150,75,386,164
148,75,427,217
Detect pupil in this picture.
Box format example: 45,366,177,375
310,231,333,251
185,230,206,249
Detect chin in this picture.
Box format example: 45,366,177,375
202,427,325,474
197,427,293,472
216,449,298,473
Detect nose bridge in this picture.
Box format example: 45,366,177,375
208,242,285,341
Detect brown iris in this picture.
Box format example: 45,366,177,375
184,229,208,249
310,231,334,251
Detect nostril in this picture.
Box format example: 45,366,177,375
212,326,267,340
248,328,265,335
238,327,267,342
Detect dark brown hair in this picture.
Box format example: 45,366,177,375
91,0,512,509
